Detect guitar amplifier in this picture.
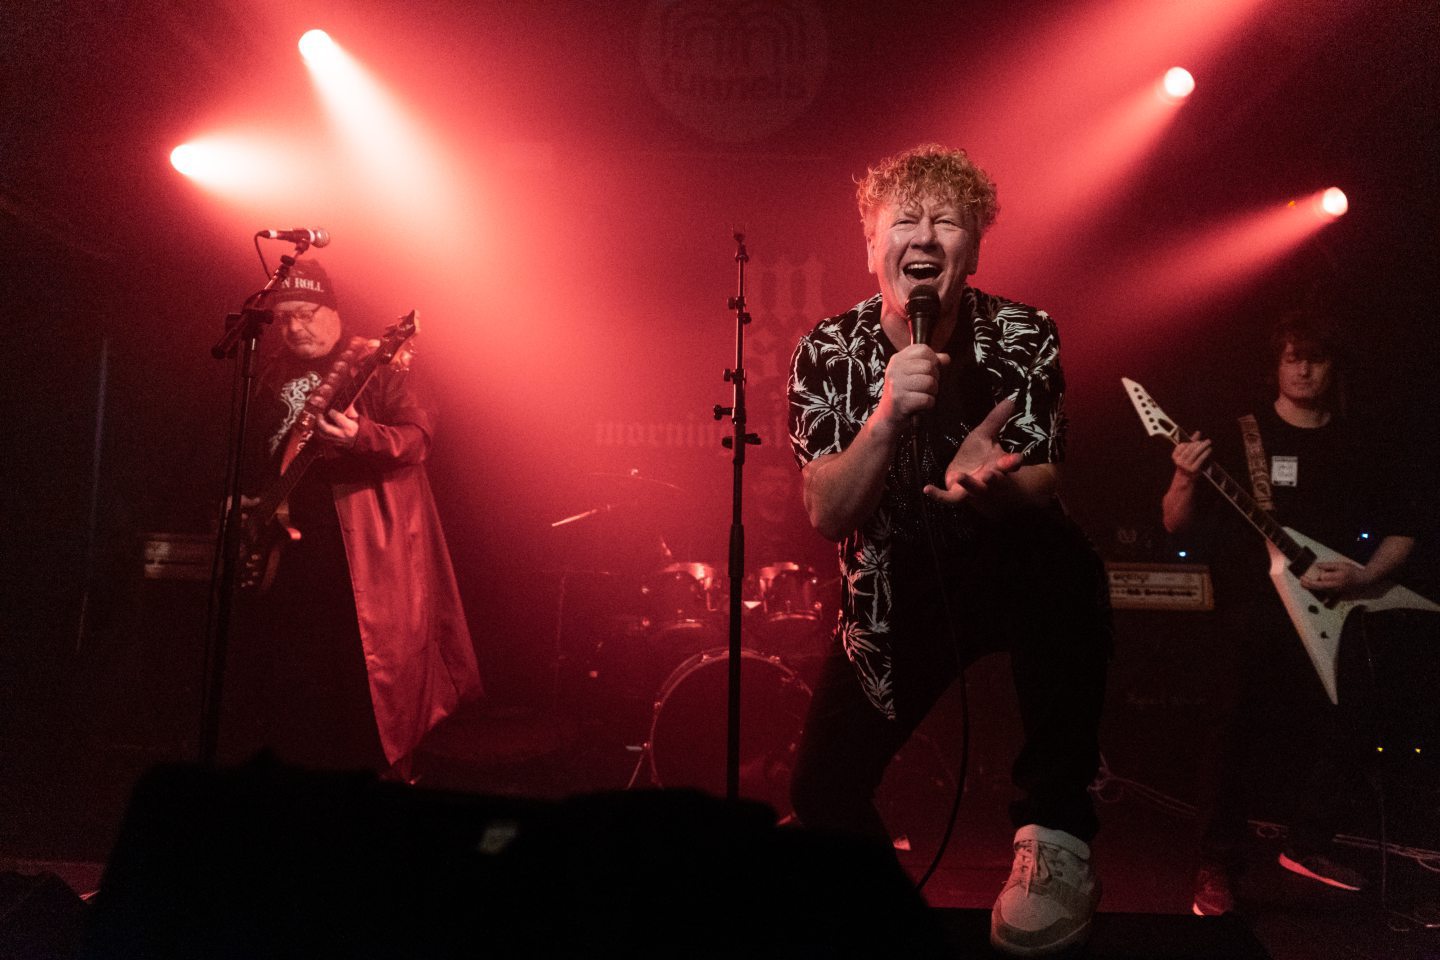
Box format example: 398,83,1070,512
1105,562,1213,611
142,532,214,581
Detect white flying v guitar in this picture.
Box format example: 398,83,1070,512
1123,377,1439,704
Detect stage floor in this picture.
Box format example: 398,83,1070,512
4,689,1438,960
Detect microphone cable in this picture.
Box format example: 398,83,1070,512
908,343,977,896
911,485,973,894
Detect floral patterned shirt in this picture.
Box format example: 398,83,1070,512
787,288,1067,718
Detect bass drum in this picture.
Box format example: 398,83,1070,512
647,648,811,818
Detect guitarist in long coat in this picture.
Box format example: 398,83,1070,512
1161,310,1418,915
226,257,482,778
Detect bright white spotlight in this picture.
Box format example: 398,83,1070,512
169,143,205,178
1319,187,1348,218
299,29,343,70
170,141,251,184
167,136,300,196
1161,67,1195,102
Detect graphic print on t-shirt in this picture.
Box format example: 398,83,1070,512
270,372,321,455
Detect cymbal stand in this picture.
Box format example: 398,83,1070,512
198,245,308,765
713,230,761,801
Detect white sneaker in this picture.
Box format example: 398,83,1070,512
990,824,1101,956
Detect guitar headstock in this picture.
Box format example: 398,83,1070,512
373,310,419,365
1122,377,1183,442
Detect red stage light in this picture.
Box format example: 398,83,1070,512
1095,196,1338,320
1159,67,1195,103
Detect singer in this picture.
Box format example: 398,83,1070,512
223,257,482,781
786,144,1111,957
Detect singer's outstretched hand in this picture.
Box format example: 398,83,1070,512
924,397,1023,508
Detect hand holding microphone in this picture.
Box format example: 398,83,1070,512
877,286,947,436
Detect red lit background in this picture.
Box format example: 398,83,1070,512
3,0,1436,726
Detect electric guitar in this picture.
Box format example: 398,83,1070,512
240,311,419,592
1122,377,1439,704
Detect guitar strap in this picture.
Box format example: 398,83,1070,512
1238,413,1275,512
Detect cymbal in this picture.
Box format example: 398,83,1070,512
583,471,683,495
548,472,684,527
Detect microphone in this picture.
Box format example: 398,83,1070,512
907,284,940,347
256,228,331,247
906,285,941,488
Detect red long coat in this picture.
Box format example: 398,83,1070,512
328,364,483,764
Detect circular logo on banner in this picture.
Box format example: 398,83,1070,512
640,0,828,143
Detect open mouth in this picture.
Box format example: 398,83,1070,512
903,262,941,281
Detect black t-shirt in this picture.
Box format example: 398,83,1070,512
1194,405,1411,606
250,348,345,537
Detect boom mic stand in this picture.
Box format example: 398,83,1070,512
713,231,761,801
198,244,309,765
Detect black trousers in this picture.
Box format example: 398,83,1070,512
789,525,1111,848
1199,605,1440,868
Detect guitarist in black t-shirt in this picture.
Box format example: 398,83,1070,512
1162,311,1420,916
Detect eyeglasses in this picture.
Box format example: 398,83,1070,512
275,306,321,326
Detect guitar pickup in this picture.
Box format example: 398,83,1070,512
1289,548,1317,577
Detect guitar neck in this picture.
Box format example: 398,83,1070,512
327,344,386,419
250,436,324,531
1162,425,1310,570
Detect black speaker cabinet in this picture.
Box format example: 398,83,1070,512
80,758,950,959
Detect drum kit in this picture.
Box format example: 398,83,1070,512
548,472,838,815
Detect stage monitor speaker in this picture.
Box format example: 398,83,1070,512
934,907,1272,959
80,757,951,959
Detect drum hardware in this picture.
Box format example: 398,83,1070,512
548,560,727,784
743,562,834,661
554,559,839,766
547,470,686,586
626,647,811,818
549,471,685,530
640,561,726,622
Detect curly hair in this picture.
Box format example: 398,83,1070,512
856,143,999,238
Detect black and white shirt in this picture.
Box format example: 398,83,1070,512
787,287,1068,718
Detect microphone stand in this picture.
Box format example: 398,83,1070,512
713,231,760,802
198,245,308,765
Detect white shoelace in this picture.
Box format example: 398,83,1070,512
1013,839,1065,895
